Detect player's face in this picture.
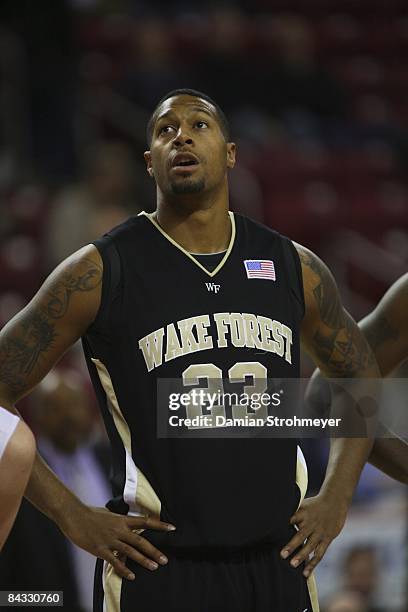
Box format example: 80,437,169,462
144,95,235,197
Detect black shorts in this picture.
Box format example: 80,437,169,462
94,540,318,612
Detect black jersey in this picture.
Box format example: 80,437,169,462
83,211,307,550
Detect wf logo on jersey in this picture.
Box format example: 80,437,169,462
205,282,221,293
138,312,293,372
244,260,276,281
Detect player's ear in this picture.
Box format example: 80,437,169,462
226,142,236,169
144,151,154,178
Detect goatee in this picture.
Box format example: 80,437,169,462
171,178,205,194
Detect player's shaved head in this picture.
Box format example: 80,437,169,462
147,88,230,145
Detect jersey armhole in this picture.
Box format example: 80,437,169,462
86,235,122,335
280,237,306,322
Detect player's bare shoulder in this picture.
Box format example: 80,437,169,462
293,241,331,289
0,245,103,403
292,242,377,377
293,242,342,325
42,244,103,323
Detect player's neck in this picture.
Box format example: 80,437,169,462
154,190,231,254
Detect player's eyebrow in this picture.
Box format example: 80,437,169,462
156,110,176,123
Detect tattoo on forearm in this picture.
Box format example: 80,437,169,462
0,258,101,391
299,249,375,376
365,316,399,350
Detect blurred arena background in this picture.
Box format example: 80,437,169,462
0,1,407,610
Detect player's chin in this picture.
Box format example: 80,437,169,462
170,177,206,195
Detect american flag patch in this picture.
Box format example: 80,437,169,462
244,259,276,280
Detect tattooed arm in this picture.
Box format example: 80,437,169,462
0,246,102,400
0,247,104,557
281,244,380,577
298,246,378,377
0,246,173,579
307,273,408,483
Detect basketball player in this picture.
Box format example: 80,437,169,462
0,407,35,550
307,273,408,484
0,89,382,611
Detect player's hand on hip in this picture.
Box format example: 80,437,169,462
280,492,349,578
60,505,176,580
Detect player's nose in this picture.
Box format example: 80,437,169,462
174,126,193,147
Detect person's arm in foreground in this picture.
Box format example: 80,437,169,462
0,245,174,579
307,273,408,484
0,418,35,550
280,244,380,578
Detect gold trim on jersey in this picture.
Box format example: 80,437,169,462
296,446,320,612
139,210,236,278
307,575,320,612
296,445,308,505
103,560,122,612
92,358,163,611
91,358,161,516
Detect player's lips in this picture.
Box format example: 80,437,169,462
171,152,200,170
